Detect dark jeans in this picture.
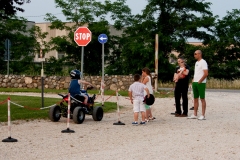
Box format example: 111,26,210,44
174,85,188,115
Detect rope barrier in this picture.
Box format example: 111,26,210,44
9,100,62,110
0,99,8,105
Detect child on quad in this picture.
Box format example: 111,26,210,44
69,69,94,106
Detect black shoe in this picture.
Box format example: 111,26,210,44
171,112,177,115
175,114,181,117
179,114,188,117
190,107,194,110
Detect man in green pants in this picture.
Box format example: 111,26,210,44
188,50,208,120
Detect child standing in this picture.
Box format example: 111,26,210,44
128,74,150,125
142,67,155,122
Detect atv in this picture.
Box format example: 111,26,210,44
49,87,103,124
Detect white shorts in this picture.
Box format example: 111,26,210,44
133,100,146,113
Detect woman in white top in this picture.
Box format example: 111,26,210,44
141,67,155,122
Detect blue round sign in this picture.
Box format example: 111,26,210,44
98,34,108,44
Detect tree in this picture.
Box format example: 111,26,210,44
108,0,216,81
0,17,47,75
0,0,30,19
45,0,115,75
207,9,240,80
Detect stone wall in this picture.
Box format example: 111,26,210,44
0,74,134,91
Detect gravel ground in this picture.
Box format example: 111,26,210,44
0,91,240,160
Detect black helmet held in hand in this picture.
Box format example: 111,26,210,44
70,69,81,79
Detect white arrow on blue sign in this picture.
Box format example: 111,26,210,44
98,34,108,44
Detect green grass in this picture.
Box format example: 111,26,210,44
0,95,118,122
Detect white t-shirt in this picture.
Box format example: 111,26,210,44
144,76,153,96
193,59,208,83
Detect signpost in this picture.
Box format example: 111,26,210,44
74,27,92,81
40,49,45,108
98,34,108,106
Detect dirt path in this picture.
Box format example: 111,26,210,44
0,91,240,160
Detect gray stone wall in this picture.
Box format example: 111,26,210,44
0,74,134,91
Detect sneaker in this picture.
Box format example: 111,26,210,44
198,115,206,120
140,121,146,125
187,114,198,119
132,122,138,125
190,107,194,110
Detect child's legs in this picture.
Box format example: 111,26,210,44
148,106,153,118
82,94,88,104
139,100,146,121
141,111,145,122
133,100,140,121
145,104,150,119
134,112,139,122
179,74,185,79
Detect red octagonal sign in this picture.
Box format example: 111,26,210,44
74,27,92,46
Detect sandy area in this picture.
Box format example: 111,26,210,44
0,91,240,160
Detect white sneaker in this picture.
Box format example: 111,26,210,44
198,115,206,120
187,114,198,119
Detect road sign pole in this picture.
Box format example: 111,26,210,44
74,27,91,89
102,43,104,106
81,46,84,89
98,33,108,106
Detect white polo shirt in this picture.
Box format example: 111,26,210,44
193,59,208,83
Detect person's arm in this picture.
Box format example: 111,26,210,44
198,61,208,83
144,87,150,98
142,76,149,85
79,80,93,86
198,70,208,83
128,91,133,104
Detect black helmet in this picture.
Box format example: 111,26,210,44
70,69,81,79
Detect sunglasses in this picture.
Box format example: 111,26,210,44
194,53,198,55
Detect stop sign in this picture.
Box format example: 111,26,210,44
74,27,92,46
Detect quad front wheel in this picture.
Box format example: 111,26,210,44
49,105,61,122
73,107,85,124
92,106,103,121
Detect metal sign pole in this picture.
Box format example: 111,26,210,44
98,33,108,106
81,46,84,89
102,43,105,106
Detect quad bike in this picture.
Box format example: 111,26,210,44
49,87,103,124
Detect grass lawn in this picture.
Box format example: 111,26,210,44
0,95,117,122
0,88,174,122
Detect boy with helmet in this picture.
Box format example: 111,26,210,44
69,69,94,106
